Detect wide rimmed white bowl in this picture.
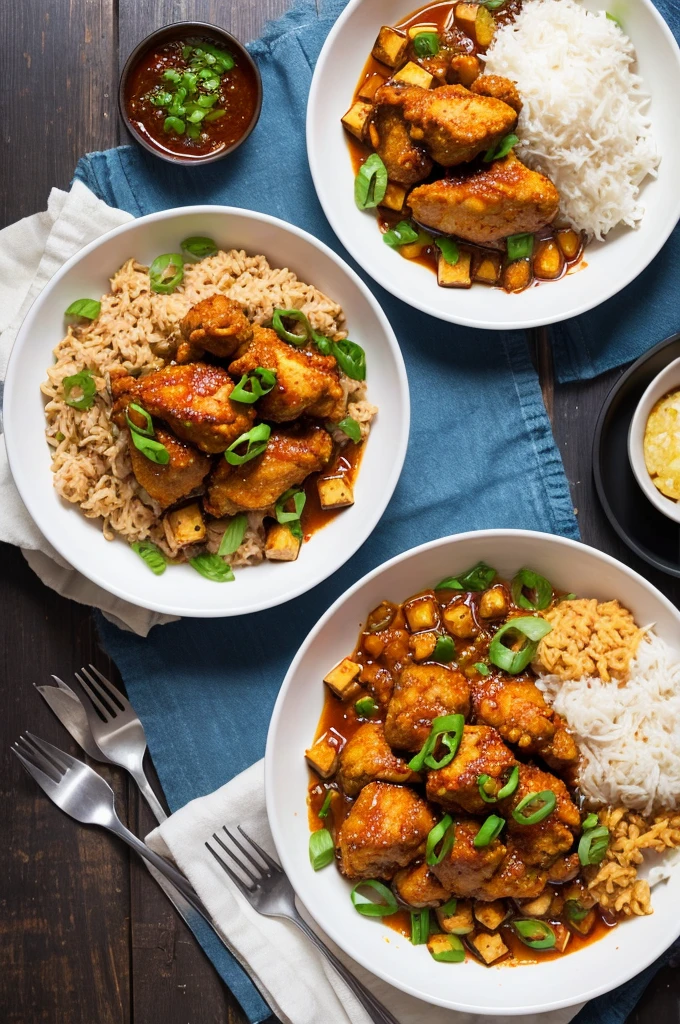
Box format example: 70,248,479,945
628,357,680,523
308,0,680,329
4,206,409,617
266,529,680,1014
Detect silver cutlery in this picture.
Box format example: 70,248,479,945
206,825,401,1024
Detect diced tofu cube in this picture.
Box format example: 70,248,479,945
437,249,472,288
165,503,206,547
379,182,408,213
478,587,508,620
318,476,354,510
454,3,496,48
305,728,345,778
363,633,386,659
392,61,434,89
324,658,362,699
473,252,502,285
265,522,301,562
468,930,509,965
341,101,373,141
533,238,565,281
515,891,552,918
443,602,478,639
409,631,438,662
371,25,408,68
358,73,387,101
437,900,474,935
502,258,532,293
449,54,481,86
404,595,439,632
568,908,597,936
555,228,582,261
553,923,571,953
473,900,509,931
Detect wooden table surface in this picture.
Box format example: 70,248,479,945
1,1,679,1021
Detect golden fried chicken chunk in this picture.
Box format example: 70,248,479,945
127,427,212,510
204,423,332,517
384,663,470,752
409,153,560,246
337,723,420,797
500,765,579,869
431,818,506,896
393,862,451,908
377,83,517,167
337,782,436,880
228,326,346,423
473,844,548,901
426,725,517,815
470,75,522,114
178,295,253,362
370,92,433,186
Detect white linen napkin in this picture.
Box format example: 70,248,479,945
0,181,177,635
146,760,584,1024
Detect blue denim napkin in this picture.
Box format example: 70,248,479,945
74,0,680,1019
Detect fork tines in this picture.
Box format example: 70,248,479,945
12,732,72,783
206,825,280,895
75,664,127,721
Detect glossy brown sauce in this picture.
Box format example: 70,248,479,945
301,442,364,539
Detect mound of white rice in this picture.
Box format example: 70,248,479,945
536,633,680,816
484,0,659,240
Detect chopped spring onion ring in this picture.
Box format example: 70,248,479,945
512,789,556,825
506,233,534,261
335,416,362,443
439,897,457,916
582,813,599,831
180,235,218,261
426,815,455,866
432,636,455,663
231,367,277,404
64,298,101,320
125,402,154,437
366,603,396,633
271,310,366,380
333,339,366,381
436,562,496,592
63,369,97,411
488,615,552,674
513,919,556,950
318,790,335,819
413,31,440,56
224,423,271,466
272,308,321,346
429,933,465,962
355,695,379,717
477,765,519,804
350,880,399,917
411,908,431,944
130,540,167,575
436,576,463,591
565,899,590,923
474,662,489,676
473,814,505,848
482,0,507,8
149,253,184,294
129,431,170,465
606,11,621,25
435,237,459,265
408,713,465,772
578,825,610,866
355,153,388,210
483,132,519,163
309,828,335,870
164,116,186,134
511,568,553,611
275,486,306,527
383,220,419,248
218,514,248,557
189,553,235,582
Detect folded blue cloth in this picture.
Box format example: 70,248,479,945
75,0,680,1019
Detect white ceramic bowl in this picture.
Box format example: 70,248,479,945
628,356,680,523
266,529,680,1014
4,207,409,617
307,0,680,329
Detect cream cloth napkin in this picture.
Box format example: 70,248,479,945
146,760,584,1024
0,181,177,635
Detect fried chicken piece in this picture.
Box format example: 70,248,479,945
384,663,470,752
499,765,579,869
228,326,346,423
204,423,332,517
426,725,517,815
471,674,579,770
127,427,212,510
337,723,420,797
369,95,433,187
409,153,560,246
393,862,451,908
470,75,522,114
547,853,580,883
377,83,517,167
431,818,506,895
178,294,253,363
473,844,548,901
337,782,436,880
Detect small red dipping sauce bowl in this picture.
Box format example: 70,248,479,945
119,22,262,165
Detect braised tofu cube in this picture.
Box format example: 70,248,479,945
341,101,373,141
363,634,386,659
442,602,478,639
533,238,565,281
438,249,472,288
502,258,533,293
409,631,438,661
515,891,552,918
469,930,508,965
393,61,434,90
454,3,496,48
165,503,206,547
473,252,502,286
437,899,474,935
358,73,387,102
265,522,301,562
567,908,597,936
478,587,508,620
555,227,582,261
404,594,439,632
449,53,481,86
318,475,354,510
324,658,362,699
305,728,345,778
371,25,408,68
473,900,509,931
379,182,408,213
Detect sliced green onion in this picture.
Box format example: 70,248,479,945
482,0,506,9
180,235,218,261
231,367,278,404
271,311,366,381
435,237,459,265
429,933,465,962
333,339,366,381
62,369,97,411
432,636,455,663
355,153,388,210
435,576,464,591
578,825,610,866
436,562,496,592
64,298,101,320
477,765,519,803
318,790,335,819
473,814,505,848
474,662,489,676
565,899,590,923
272,307,318,346
513,919,556,950
507,233,534,261
189,553,235,582
186,124,201,140
498,765,520,799
309,828,335,870
130,540,167,575
559,592,577,602
129,432,170,465
439,897,457,916
413,31,440,56
488,615,552,674
383,220,419,248
350,879,399,917
355,695,379,717
192,40,235,70
483,132,519,163
582,813,599,831
410,908,431,944
336,416,362,443
511,568,553,611
224,423,271,466
125,402,154,438
204,109,225,122
217,513,248,557
512,789,556,826
163,68,181,83
149,253,184,294
606,11,622,26
408,714,465,772
163,116,186,135
426,815,455,866
275,486,306,530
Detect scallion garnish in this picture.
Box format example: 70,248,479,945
512,789,556,825
410,908,431,944
350,879,399,917
147,43,234,139
231,367,277,404
413,31,440,56
355,153,388,210
383,220,419,248
477,765,519,803
565,899,590,923
130,540,167,575
275,486,306,534
189,553,235,582
436,562,496,592
164,116,186,135
271,309,366,381
432,636,455,663
426,815,455,866
473,814,505,848
64,298,101,320
513,919,556,950
439,897,457,916
272,308,320,346
149,253,184,294
488,615,552,674
318,790,335,819
355,695,379,717
578,824,610,865
309,828,335,870
474,662,489,676
582,813,599,831
435,237,459,265
606,11,622,26
62,369,97,411
130,431,170,465
218,513,248,557
483,133,519,163
482,0,507,8
428,933,465,962
506,233,534,261
180,235,218,261
125,402,155,438
224,423,271,466
511,568,553,610
558,592,577,602
408,713,465,772
333,339,366,381
335,416,362,443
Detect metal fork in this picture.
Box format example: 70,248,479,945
64,664,166,824
206,826,400,1024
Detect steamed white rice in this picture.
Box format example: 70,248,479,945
484,0,659,240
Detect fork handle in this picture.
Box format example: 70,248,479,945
129,767,167,824
291,910,401,1024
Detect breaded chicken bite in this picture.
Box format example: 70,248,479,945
470,75,522,114
337,723,421,797
499,765,579,868
370,98,433,186
431,818,506,895
127,427,211,510
178,294,253,362
384,663,470,752
426,725,517,815
393,861,452,908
